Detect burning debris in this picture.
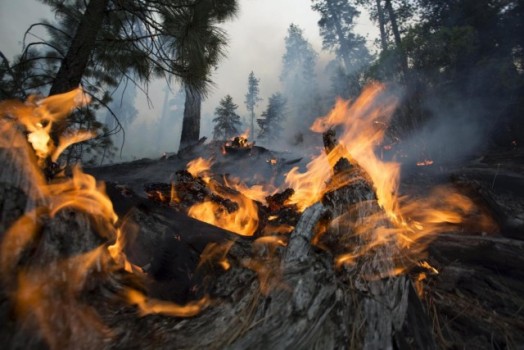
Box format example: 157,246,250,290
222,131,254,156
1,84,522,349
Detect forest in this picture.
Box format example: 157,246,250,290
1,0,524,349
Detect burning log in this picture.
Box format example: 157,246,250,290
222,133,253,156
144,170,239,213
2,85,523,349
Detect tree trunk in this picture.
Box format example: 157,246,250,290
326,0,353,74
376,0,388,52
250,110,255,141
180,86,202,150
49,0,109,96
384,0,409,78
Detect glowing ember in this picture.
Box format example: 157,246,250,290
416,159,434,167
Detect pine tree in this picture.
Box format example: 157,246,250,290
172,0,239,149
280,24,320,131
213,95,242,140
257,93,287,142
311,0,371,74
244,71,262,141
34,0,238,154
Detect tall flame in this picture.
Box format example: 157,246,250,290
283,82,495,271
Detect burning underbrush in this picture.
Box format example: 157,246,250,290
0,83,503,349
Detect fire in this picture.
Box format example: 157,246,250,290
126,289,209,317
0,88,91,165
187,157,212,177
285,83,400,213
188,193,259,237
185,162,268,236
1,88,210,348
223,175,273,204
282,82,494,275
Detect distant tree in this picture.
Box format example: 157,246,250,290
311,0,371,74
257,93,287,142
280,24,321,130
173,0,239,148
281,24,318,86
213,95,242,140
244,71,262,141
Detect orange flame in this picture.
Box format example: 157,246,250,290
283,82,494,274
187,157,212,177
1,88,209,350
188,196,259,237
0,87,91,165
126,289,209,317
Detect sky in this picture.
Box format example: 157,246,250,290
0,0,378,158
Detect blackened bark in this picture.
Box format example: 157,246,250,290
49,0,109,96
179,86,202,150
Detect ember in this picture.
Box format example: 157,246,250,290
416,159,434,166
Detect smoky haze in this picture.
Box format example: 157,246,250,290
125,0,343,159
2,0,512,173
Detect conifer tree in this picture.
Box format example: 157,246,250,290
257,93,286,142
311,0,371,73
280,24,320,131
213,95,241,140
244,71,262,141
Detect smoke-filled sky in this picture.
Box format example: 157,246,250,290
0,0,377,158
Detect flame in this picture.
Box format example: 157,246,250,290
284,151,332,211
126,289,209,317
198,241,234,271
283,82,494,276
1,89,214,348
0,87,91,165
187,157,212,177
170,181,180,204
188,196,258,236
185,159,265,236
52,129,96,162
223,175,273,203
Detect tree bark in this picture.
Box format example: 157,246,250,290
250,109,255,141
326,0,353,74
376,0,388,52
384,0,409,78
179,86,202,150
49,0,109,96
